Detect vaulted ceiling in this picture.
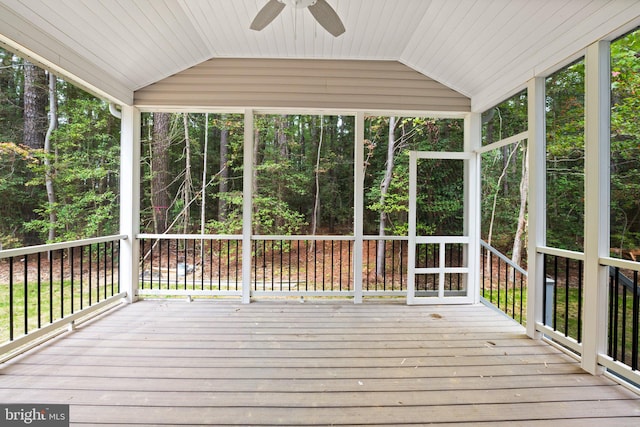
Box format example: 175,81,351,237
1,0,639,112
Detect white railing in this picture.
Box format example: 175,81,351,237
136,234,412,298
0,235,128,362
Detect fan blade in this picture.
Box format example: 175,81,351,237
250,0,286,31
308,0,345,37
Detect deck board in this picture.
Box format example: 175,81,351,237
0,299,638,426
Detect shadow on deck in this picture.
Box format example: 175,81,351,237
0,299,638,426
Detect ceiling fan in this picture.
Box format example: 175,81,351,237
250,0,346,37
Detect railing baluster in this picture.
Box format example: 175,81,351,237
288,240,292,291
348,240,352,291
9,257,14,341
50,250,54,323
192,239,197,290
577,260,583,343
103,242,108,300
24,254,28,335
564,257,570,337
70,247,74,314
219,239,224,291
543,253,548,327
613,267,620,361
339,240,343,292
497,257,501,310
279,240,284,291
608,272,615,357
511,265,516,319
400,240,404,291
111,242,115,296
519,271,524,323
632,270,638,371
553,255,558,331
622,276,628,364
60,248,65,317
37,252,42,328
489,250,494,303
271,240,275,291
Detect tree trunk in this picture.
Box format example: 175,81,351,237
201,113,209,233
376,116,396,276
252,127,260,234
276,115,288,230
218,114,229,221
311,115,324,237
182,113,193,234
151,112,171,234
487,141,520,248
511,142,529,269
23,61,47,149
43,72,57,241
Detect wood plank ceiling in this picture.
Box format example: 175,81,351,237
0,0,639,111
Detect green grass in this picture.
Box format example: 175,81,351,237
483,284,527,326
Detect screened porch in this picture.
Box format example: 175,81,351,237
1,0,640,425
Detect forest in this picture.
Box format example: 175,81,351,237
0,27,638,270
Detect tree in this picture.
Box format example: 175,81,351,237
0,50,23,144
376,116,398,276
43,72,57,241
22,61,47,149
218,115,229,221
151,112,171,234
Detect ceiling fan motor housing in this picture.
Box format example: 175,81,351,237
285,0,318,8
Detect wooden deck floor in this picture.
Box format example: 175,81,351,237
0,299,639,426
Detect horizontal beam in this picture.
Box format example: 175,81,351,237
536,246,585,261
476,131,529,154
0,235,127,259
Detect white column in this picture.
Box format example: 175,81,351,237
241,109,254,304
464,113,482,304
526,77,546,339
582,40,610,375
407,150,418,305
119,105,141,304
352,111,365,304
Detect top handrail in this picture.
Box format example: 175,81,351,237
480,240,528,277
0,234,127,260
137,233,410,241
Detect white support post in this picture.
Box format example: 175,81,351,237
526,77,546,339
241,109,254,304
582,41,610,375
119,105,141,304
352,111,365,304
464,113,481,304
407,151,417,305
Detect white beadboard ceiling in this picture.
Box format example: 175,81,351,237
0,0,639,111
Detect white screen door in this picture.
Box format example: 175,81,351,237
407,151,476,304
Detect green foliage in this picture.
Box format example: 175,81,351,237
0,50,23,144
24,81,120,242
0,143,42,248
480,90,528,254
482,89,528,145
364,117,464,236
610,30,640,252
544,59,585,251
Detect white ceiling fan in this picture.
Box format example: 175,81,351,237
250,0,346,37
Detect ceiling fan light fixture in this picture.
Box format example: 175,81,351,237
288,0,317,8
